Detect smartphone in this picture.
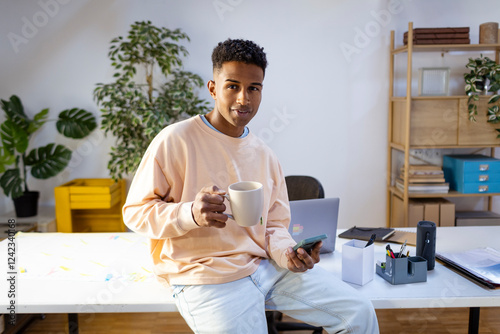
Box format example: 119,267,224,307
293,234,328,254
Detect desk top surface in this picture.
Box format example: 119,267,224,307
1,226,500,313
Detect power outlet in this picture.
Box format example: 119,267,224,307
432,150,442,159
413,149,423,158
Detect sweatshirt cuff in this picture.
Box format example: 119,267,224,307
177,202,201,232
276,240,297,269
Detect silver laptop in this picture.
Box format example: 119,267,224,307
288,198,340,253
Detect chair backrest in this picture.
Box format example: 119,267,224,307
285,175,325,201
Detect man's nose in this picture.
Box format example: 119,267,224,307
237,90,249,105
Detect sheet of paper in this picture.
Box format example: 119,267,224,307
13,232,155,282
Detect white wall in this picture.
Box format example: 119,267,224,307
1,0,500,228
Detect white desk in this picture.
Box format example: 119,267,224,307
320,226,500,310
1,226,499,334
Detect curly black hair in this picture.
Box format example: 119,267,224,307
212,39,267,76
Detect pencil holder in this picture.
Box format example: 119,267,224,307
342,239,375,286
376,253,427,285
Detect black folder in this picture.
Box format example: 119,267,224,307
338,226,395,242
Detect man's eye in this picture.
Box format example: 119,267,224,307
227,85,237,89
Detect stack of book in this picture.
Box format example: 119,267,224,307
395,165,449,193
404,27,470,45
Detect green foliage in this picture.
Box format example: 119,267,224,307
94,20,210,180
464,55,500,126
0,95,97,199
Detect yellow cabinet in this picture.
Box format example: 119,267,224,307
55,178,126,232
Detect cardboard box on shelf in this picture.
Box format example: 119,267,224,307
392,195,423,227
422,199,439,224
436,198,456,227
391,196,455,227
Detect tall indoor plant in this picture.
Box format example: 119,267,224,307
94,20,210,180
0,95,97,217
464,55,500,137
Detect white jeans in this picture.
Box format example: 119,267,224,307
172,259,379,334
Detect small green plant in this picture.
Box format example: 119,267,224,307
464,55,500,137
0,95,97,199
94,20,210,180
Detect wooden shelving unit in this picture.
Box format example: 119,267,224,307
386,22,500,227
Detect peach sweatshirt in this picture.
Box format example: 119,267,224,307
122,115,295,286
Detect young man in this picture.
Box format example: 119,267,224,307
123,39,379,333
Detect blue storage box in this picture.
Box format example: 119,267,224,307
443,154,500,194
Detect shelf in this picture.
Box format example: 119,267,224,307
390,186,500,199
386,22,500,227
392,43,500,54
390,142,500,150
73,213,122,219
391,96,474,101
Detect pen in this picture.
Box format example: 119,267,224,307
398,239,407,258
365,233,376,248
386,245,396,259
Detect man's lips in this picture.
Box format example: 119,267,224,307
232,108,251,114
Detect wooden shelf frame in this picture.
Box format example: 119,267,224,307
386,22,500,227
389,186,500,199
390,143,500,151
392,43,500,55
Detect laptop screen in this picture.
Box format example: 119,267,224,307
288,198,340,253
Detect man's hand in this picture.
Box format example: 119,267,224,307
285,241,322,272
191,185,229,228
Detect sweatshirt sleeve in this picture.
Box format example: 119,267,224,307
265,166,296,269
122,148,201,239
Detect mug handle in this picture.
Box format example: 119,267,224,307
222,193,234,220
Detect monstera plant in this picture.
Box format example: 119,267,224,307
94,20,210,180
0,95,97,217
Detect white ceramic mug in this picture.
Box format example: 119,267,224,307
224,181,264,227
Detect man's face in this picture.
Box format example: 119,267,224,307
207,61,264,137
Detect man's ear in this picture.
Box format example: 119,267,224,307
207,80,216,99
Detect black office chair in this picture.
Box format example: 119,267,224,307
284,175,325,201
266,175,325,334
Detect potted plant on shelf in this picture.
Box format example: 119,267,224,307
0,95,97,217
94,20,210,180
464,55,500,137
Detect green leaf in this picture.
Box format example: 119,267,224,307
27,108,49,135
487,105,500,124
1,95,27,120
489,95,500,104
0,120,29,154
0,146,16,173
25,144,72,179
1,95,30,131
0,168,23,198
56,108,97,139
490,83,500,92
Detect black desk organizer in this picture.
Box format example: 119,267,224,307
376,253,427,284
